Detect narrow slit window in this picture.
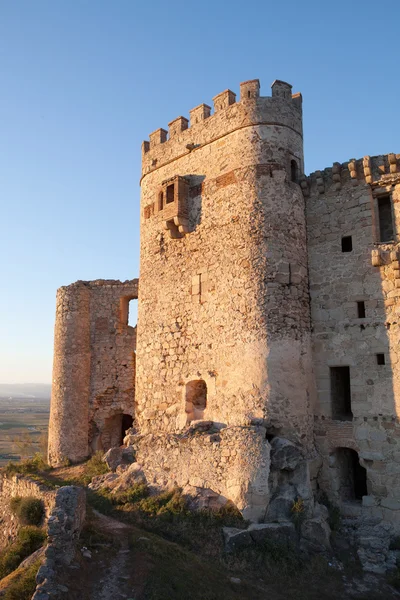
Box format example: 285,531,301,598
158,192,164,211
377,195,394,242
376,353,385,365
341,236,353,252
290,160,298,183
357,301,366,318
330,366,352,421
166,184,174,204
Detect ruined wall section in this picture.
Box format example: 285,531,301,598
133,425,270,522
48,279,138,466
0,474,56,550
136,80,315,448
306,155,400,527
87,279,138,454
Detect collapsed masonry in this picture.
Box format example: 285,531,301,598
48,79,400,572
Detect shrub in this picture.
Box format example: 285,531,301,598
291,497,306,530
78,452,109,485
111,483,150,505
0,527,46,579
4,453,50,477
10,497,45,526
3,560,42,600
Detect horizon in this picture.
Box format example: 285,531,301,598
1,0,400,383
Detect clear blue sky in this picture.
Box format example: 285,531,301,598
1,0,399,384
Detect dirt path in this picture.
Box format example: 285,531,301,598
89,511,135,600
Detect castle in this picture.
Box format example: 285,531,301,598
47,79,400,564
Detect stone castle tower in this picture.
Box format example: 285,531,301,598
48,79,400,562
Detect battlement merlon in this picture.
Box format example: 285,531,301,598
301,154,400,197
141,79,303,177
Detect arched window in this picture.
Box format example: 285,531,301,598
291,159,298,183
185,380,207,423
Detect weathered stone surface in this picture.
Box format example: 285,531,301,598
300,517,331,552
266,484,297,522
223,527,252,552
270,438,302,471
248,522,297,545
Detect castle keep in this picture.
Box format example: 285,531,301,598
48,79,400,565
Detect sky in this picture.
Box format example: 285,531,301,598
1,0,399,384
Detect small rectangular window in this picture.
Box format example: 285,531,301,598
357,301,366,318
341,236,353,252
377,195,394,242
166,184,174,204
330,366,352,421
376,353,385,365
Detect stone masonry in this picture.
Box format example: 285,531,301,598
48,79,400,561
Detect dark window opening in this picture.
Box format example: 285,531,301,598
341,236,353,252
290,160,298,183
377,195,394,242
376,353,385,365
333,448,367,502
185,380,207,424
248,90,251,98
121,414,133,443
330,366,352,420
357,301,366,318
166,183,175,204
158,192,164,211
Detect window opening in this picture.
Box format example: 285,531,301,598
376,353,385,365
341,236,353,252
128,299,137,328
357,301,366,318
185,380,207,423
377,195,394,242
290,159,298,183
158,192,164,211
121,414,133,443
333,448,367,502
166,183,175,204
330,366,352,420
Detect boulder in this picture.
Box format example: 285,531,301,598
223,527,253,552
266,484,296,522
270,437,302,471
300,516,331,552
89,473,119,491
110,462,146,493
188,420,214,432
248,522,297,545
103,447,123,471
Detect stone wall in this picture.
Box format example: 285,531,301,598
32,486,86,600
133,424,270,521
306,154,400,530
48,279,138,466
136,79,315,451
0,474,56,550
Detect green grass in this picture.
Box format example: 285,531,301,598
0,527,46,580
2,560,42,600
4,453,50,477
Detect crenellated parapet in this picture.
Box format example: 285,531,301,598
302,154,400,197
141,79,303,178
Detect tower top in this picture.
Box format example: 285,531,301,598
141,79,303,178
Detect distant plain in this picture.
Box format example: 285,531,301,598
0,385,50,466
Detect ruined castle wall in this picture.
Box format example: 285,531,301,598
133,425,270,522
48,279,138,466
306,155,400,527
0,474,56,550
136,81,315,448
87,280,138,454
